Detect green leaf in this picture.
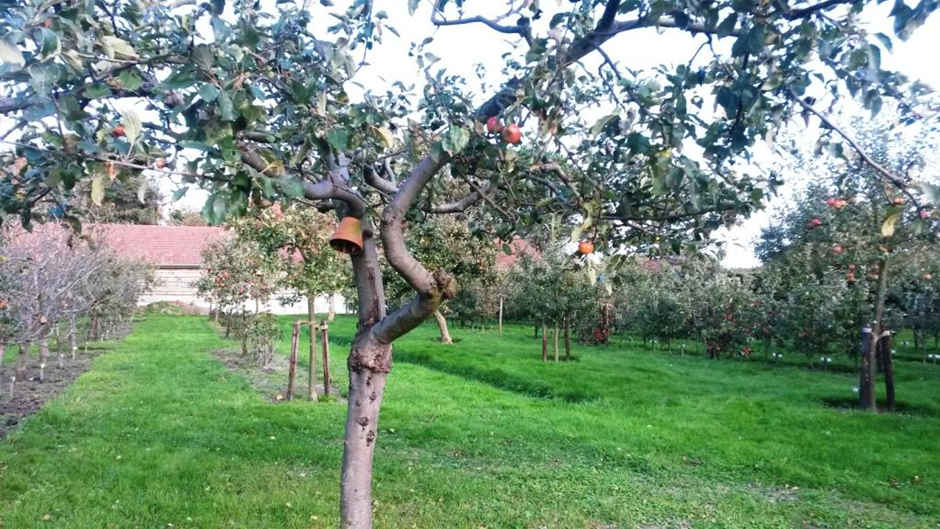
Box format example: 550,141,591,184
38,28,59,58
590,114,618,137
874,32,893,51
716,13,737,37
101,36,137,59
120,108,142,143
91,173,107,206
217,90,235,121
326,127,349,151
881,212,900,237
192,44,214,71
199,83,221,102
441,125,470,154
172,187,189,201
0,38,24,68
117,69,143,91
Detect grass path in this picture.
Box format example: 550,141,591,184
1,315,937,528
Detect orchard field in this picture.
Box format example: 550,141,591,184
2,314,938,529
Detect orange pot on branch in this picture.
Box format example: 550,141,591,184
329,217,363,255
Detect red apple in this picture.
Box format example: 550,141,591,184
502,123,521,144
486,116,502,133
112,125,126,138
578,240,594,255
832,243,844,254
808,218,822,228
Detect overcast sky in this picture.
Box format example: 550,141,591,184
173,1,940,268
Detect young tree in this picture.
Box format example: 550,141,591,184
758,121,938,409
195,236,280,364
0,1,935,526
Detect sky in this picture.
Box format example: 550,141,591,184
172,0,940,268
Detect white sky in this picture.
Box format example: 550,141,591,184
171,1,940,268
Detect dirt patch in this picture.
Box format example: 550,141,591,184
0,352,100,439
212,347,344,403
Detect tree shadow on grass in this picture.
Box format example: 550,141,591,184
821,396,940,418
395,347,597,403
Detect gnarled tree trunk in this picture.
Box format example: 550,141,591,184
338,157,456,528
433,310,453,344
328,294,336,322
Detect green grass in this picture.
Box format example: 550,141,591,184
2,314,938,528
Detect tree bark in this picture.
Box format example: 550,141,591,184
534,324,539,339
0,343,4,370
340,222,390,529
881,330,895,411
859,325,875,410
287,320,300,401
861,256,890,412
321,321,331,397
328,294,336,322
433,310,453,344
541,322,548,362
308,296,318,401
498,296,503,337
553,323,559,362
564,313,571,361
39,336,49,366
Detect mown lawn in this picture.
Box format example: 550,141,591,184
1,314,938,528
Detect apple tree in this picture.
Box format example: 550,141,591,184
757,121,938,408
0,0,936,525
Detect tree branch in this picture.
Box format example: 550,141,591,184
431,5,532,45
380,155,450,294
781,0,856,19
789,89,923,209
425,183,490,213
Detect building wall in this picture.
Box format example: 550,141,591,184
139,267,347,316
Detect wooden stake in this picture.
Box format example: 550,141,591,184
320,321,331,396
287,320,300,401
553,323,559,362
541,322,547,362
498,296,503,337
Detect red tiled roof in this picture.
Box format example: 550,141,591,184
495,238,538,269
90,224,228,267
